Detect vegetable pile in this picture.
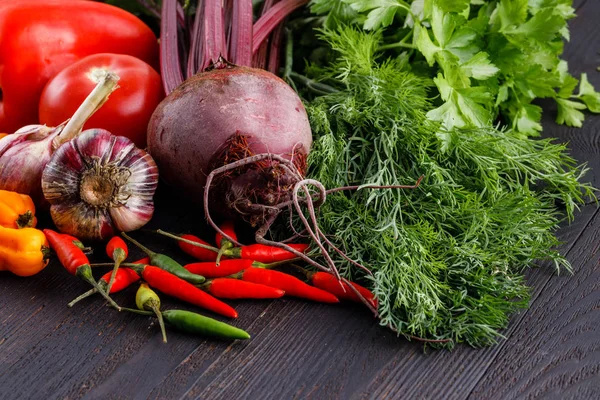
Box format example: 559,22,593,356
0,0,598,348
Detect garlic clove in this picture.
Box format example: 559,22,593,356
42,129,159,241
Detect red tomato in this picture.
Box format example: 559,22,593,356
39,53,164,148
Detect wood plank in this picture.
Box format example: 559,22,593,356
468,206,600,399
154,299,413,400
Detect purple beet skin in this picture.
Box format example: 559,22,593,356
147,65,312,203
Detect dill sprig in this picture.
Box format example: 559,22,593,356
301,28,594,348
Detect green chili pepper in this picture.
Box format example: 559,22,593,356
162,310,250,340
136,283,167,343
122,232,206,284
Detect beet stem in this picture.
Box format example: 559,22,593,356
229,0,253,66
252,0,309,54
187,0,204,77
201,0,227,71
267,23,285,74
161,0,185,94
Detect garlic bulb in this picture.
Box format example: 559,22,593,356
0,125,64,204
41,129,159,241
0,71,119,206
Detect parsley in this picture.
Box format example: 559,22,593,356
309,0,600,134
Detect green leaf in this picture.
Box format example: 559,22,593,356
578,73,600,113
434,0,470,13
364,5,399,30
461,52,500,80
431,4,456,47
455,86,493,127
514,65,560,99
555,98,587,127
344,0,411,30
506,9,564,42
495,0,528,30
554,61,579,99
427,101,467,129
496,83,510,106
416,25,441,66
433,73,453,101
515,103,543,134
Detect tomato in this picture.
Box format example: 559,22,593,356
39,53,164,148
0,0,159,133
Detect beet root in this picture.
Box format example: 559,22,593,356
147,65,312,206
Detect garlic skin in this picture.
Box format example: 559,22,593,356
0,125,63,204
42,129,159,241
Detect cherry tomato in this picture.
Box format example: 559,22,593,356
39,53,164,148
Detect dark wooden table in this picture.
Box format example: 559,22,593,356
1,2,599,399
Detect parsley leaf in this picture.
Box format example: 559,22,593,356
556,98,587,127
577,73,600,113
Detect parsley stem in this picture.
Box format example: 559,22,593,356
288,72,339,95
378,42,416,51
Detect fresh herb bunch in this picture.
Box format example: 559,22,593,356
298,27,594,347
309,0,600,134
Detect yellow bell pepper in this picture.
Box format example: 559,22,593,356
0,226,49,276
0,189,37,229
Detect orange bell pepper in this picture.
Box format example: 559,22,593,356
0,189,37,228
0,226,49,276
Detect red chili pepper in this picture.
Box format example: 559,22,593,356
184,259,254,278
105,236,129,292
310,272,377,308
100,267,141,293
204,278,285,299
179,234,220,261
215,221,238,264
43,229,120,310
100,257,149,293
225,243,309,263
129,264,238,319
106,236,129,261
237,268,339,303
216,221,238,248
62,234,86,251
67,257,149,308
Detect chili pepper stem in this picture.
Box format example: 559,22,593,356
106,249,126,294
215,242,233,265
156,229,220,253
150,303,168,343
121,232,157,258
254,258,302,269
76,265,121,311
67,287,98,308
89,262,145,268
121,307,154,316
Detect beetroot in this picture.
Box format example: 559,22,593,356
144,0,415,314
147,65,312,203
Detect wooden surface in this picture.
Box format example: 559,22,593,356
1,2,599,399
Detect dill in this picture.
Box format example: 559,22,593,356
299,28,594,347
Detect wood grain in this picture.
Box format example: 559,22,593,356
468,206,600,400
